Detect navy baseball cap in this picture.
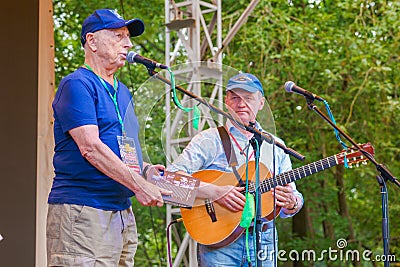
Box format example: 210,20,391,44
81,9,145,46
226,73,264,96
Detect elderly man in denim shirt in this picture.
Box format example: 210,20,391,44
168,73,303,267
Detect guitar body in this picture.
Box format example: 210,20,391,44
180,161,281,249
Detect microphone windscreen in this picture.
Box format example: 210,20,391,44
284,81,295,92
126,51,138,63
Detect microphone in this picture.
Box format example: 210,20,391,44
126,51,169,70
284,81,325,102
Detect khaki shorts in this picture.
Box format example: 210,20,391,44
46,204,138,267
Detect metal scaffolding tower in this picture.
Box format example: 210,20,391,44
165,1,223,266
164,0,260,266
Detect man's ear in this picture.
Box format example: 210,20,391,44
258,96,265,111
85,33,97,52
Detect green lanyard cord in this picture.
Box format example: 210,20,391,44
83,63,125,135
240,140,259,265
323,100,348,168
167,68,200,130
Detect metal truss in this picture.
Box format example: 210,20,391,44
164,0,260,266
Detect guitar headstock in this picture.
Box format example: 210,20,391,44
336,142,375,167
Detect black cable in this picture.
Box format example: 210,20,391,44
166,218,183,267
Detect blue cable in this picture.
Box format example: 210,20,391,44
323,100,349,168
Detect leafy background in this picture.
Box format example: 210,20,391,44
53,0,400,266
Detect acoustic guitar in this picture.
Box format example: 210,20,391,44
180,143,374,249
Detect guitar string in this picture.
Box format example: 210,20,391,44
249,149,366,193
252,157,332,192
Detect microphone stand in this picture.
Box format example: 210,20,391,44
145,68,305,266
249,124,264,267
304,97,399,267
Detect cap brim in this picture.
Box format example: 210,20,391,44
226,84,259,93
104,19,144,37
126,19,145,37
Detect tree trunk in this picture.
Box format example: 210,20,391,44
293,202,314,267
336,164,361,267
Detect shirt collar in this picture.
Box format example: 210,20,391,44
226,119,262,141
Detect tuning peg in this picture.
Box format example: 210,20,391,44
362,161,368,165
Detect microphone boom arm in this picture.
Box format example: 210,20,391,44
306,99,399,187
147,69,305,161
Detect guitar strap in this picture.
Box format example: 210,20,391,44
217,126,245,187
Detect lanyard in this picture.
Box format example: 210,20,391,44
228,131,255,160
83,63,125,135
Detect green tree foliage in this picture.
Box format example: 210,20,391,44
53,0,399,265
221,1,400,265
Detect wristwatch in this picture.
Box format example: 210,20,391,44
142,165,151,179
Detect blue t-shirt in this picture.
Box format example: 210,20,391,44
48,67,143,211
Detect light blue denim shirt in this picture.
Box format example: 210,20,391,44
168,120,303,218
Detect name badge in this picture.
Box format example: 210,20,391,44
117,136,140,173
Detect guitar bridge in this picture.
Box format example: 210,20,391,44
205,199,217,222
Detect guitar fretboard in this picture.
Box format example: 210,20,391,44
249,155,338,194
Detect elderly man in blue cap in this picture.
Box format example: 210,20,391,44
46,9,171,266
168,73,304,266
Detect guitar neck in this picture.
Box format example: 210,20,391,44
257,155,338,194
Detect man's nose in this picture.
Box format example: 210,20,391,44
237,97,248,107
124,37,133,48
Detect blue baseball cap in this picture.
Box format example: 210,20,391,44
81,9,145,46
226,73,264,96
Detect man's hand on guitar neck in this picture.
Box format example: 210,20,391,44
270,185,301,214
